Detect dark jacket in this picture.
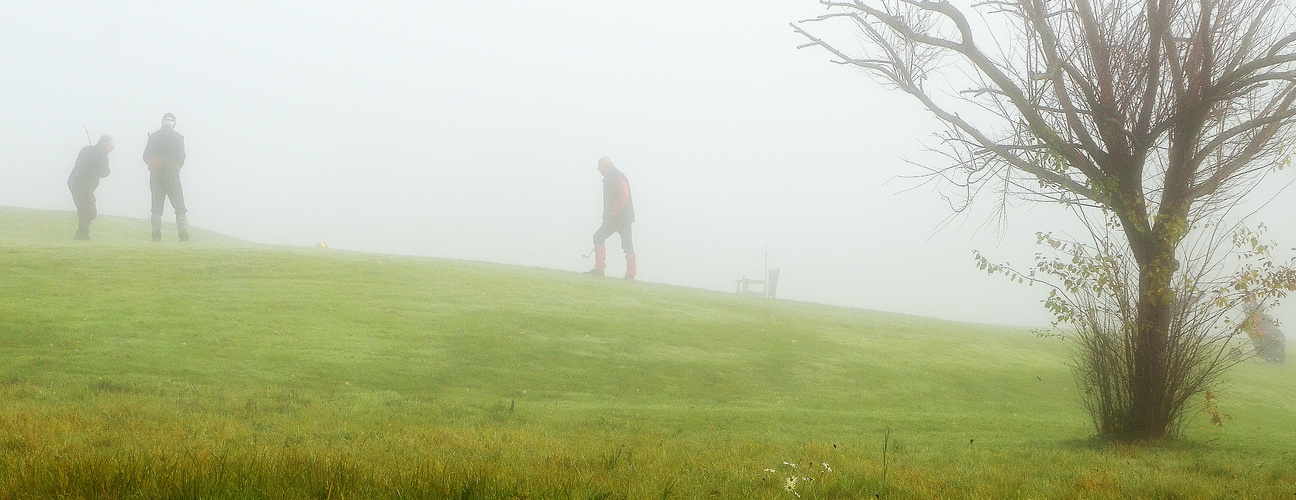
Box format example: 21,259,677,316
602,167,634,223
143,126,186,171
68,145,110,188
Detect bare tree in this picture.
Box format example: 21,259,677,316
796,0,1296,440
984,221,1295,438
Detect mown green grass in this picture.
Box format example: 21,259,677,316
2,205,1295,499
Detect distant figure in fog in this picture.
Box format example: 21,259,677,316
67,135,115,240
143,112,188,241
585,156,636,279
1244,301,1286,364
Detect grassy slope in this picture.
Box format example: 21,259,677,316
2,206,1294,499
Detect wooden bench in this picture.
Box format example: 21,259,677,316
735,268,779,298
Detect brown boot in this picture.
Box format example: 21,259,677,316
624,252,637,279
584,244,606,276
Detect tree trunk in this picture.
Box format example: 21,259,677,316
1129,237,1177,440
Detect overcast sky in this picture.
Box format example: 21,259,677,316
4,1,1295,327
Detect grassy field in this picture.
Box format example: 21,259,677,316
2,205,1294,499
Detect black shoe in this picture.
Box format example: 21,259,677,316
583,268,604,276
74,232,90,241
179,232,190,242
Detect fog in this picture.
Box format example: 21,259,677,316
5,1,1295,327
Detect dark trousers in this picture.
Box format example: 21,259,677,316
593,219,633,253
69,183,97,233
150,169,188,235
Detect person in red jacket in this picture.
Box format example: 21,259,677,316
585,156,636,279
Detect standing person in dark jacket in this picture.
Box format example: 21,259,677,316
67,135,116,240
585,156,637,279
143,112,188,241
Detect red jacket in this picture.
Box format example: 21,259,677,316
602,168,634,223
